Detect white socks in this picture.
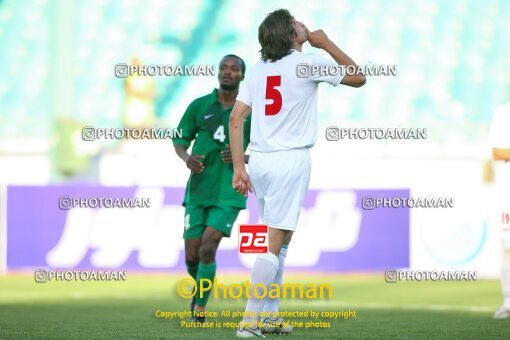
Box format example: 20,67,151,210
263,245,288,317
242,252,279,326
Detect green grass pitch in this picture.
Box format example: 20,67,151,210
0,273,509,339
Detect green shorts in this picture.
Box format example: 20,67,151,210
183,205,241,240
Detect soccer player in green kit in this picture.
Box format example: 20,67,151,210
173,55,250,323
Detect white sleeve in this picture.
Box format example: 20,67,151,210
308,53,345,86
236,76,252,107
489,106,510,148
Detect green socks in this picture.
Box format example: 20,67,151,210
186,261,198,280
185,261,217,308
195,262,217,307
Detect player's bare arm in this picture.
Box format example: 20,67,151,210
305,27,366,87
229,101,252,196
220,144,250,164
493,148,510,161
174,143,205,173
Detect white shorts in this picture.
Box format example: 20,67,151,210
248,148,311,231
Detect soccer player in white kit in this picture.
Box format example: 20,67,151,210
229,9,366,337
489,102,510,319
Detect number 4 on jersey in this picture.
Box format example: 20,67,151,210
265,75,282,116
213,125,226,143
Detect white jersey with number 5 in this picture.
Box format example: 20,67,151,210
237,50,344,152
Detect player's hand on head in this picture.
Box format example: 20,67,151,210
232,169,252,197
186,154,205,173
305,28,330,49
221,144,233,164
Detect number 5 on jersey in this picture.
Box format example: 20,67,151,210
265,75,282,116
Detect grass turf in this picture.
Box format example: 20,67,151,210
0,273,509,339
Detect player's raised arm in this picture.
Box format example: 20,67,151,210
493,148,510,161
229,100,252,196
305,27,366,88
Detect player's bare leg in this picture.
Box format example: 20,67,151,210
192,227,224,322
494,248,510,319
261,232,293,335
184,238,201,314
237,227,290,338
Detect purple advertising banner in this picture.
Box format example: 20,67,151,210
7,186,409,271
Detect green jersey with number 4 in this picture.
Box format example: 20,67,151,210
173,89,251,208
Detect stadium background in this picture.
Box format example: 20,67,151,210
1,0,510,338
